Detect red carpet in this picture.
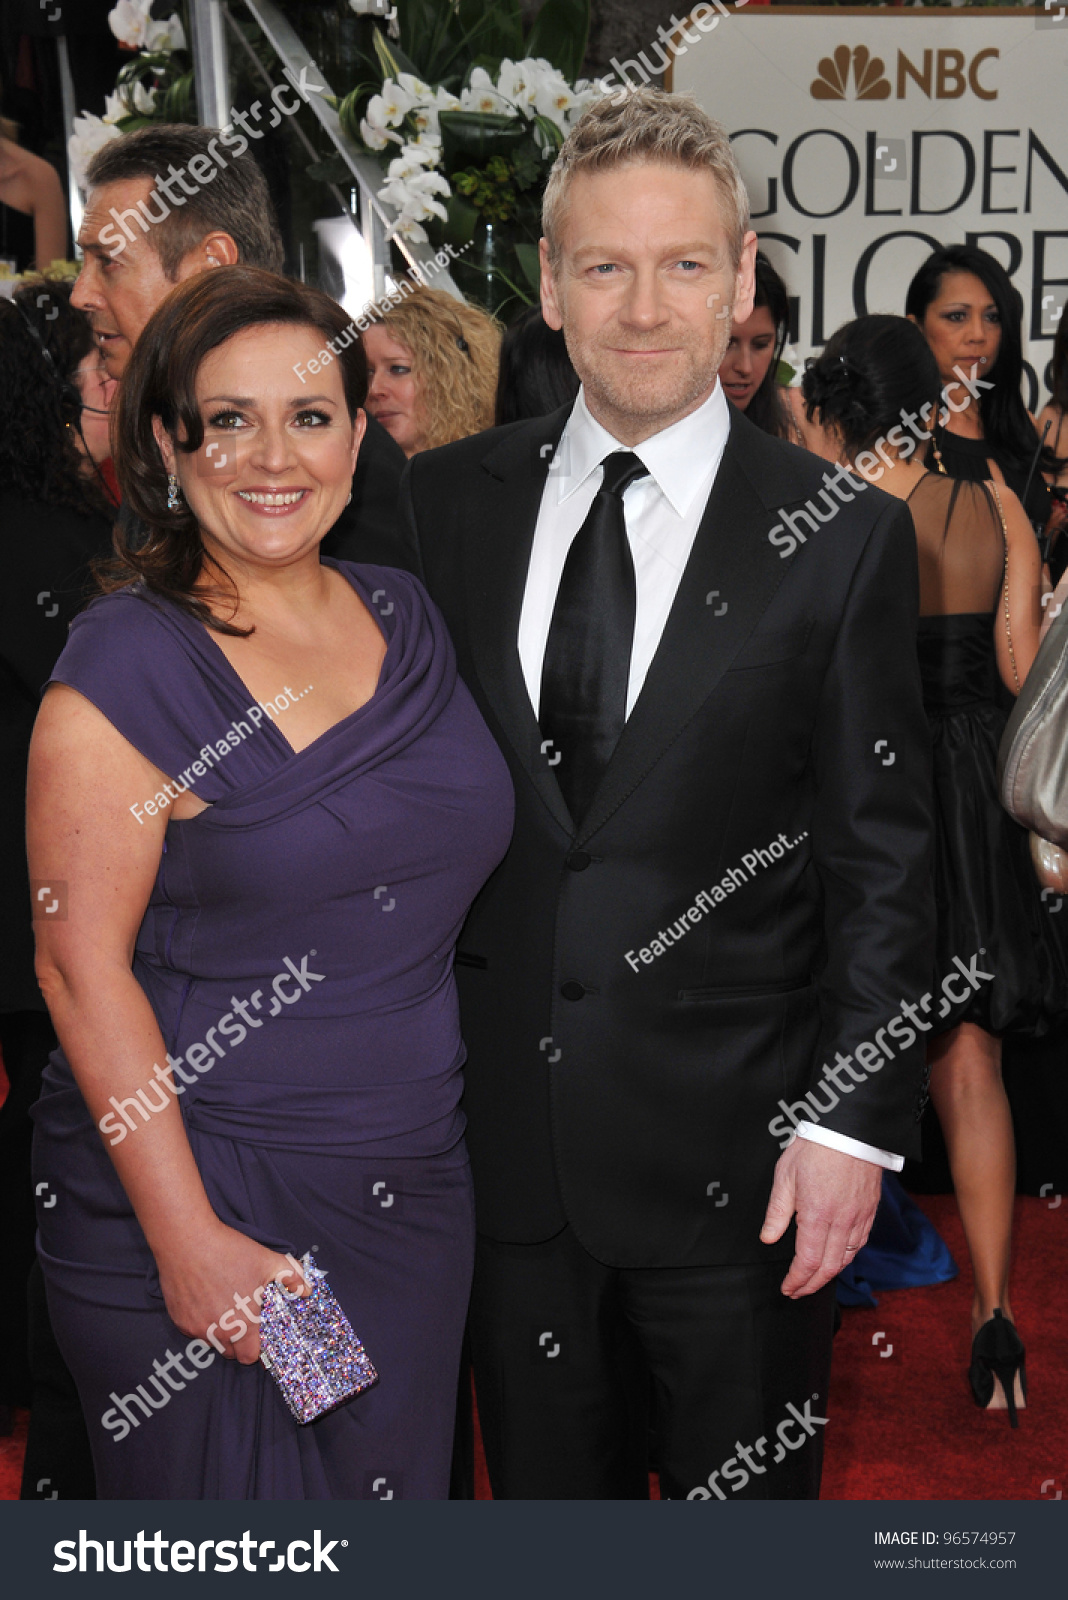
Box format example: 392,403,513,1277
3,1196,1062,1502
820,1193,1067,1500
472,1194,1066,1500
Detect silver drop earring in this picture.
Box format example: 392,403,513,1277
346,491,352,506
167,472,182,512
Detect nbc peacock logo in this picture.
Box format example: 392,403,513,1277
811,45,891,101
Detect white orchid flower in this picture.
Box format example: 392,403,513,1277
102,90,126,125
68,113,122,190
378,79,415,125
461,66,505,114
108,1,185,54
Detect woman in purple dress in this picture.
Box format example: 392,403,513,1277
27,266,513,1499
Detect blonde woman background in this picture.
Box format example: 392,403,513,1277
361,285,501,457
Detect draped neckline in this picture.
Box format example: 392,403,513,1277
192,558,389,760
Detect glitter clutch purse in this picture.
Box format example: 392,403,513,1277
258,1252,378,1425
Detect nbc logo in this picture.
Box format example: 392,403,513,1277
811,45,890,101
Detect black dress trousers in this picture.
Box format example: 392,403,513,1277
469,1226,835,1500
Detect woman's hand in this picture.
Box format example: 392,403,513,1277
156,1220,309,1366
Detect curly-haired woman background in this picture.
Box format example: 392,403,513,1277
361,284,502,456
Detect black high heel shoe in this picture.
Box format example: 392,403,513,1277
968,1309,1027,1428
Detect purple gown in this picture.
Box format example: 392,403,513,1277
32,561,514,1499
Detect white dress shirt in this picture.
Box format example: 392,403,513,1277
517,381,902,1173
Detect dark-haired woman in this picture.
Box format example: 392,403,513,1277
1036,298,1068,543
720,251,790,437
27,265,514,1498
906,245,1056,535
803,314,1066,1425
494,303,579,425
0,277,115,1489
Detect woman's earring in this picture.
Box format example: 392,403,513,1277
167,472,182,512
346,490,353,506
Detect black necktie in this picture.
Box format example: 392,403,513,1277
539,450,649,821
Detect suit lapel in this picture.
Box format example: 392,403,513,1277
464,405,574,834
575,412,801,844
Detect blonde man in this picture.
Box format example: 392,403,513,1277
405,88,934,1500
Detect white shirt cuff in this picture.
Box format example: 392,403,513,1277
795,1120,904,1172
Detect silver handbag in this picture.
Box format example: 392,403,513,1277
997,598,1068,846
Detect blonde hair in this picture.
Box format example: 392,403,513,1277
367,284,501,450
542,87,749,272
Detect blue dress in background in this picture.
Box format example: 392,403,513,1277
32,561,514,1498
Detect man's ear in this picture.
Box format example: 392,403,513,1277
731,231,759,326
152,415,176,476
539,237,563,332
176,230,240,279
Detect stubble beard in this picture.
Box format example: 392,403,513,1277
570,316,734,439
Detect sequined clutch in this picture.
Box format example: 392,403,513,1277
259,1252,378,1424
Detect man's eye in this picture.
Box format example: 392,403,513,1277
677,260,701,271
592,263,617,274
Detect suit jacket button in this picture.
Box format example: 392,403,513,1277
565,850,592,871
560,981,586,1001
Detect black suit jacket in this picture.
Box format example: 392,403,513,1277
404,403,935,1269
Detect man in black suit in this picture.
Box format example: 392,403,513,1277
70,123,413,569
405,87,934,1499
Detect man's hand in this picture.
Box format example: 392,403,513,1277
759,1138,882,1298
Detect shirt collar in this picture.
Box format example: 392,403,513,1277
554,381,730,518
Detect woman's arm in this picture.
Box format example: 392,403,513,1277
993,482,1044,693
28,684,304,1361
30,155,67,269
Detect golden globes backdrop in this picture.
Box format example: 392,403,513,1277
668,5,1068,402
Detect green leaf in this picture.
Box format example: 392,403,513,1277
443,193,480,248
532,113,564,152
775,359,797,387
525,0,590,82
372,29,425,85
438,108,527,165
457,0,523,64
514,240,542,292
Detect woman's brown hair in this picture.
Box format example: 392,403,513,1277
105,265,367,634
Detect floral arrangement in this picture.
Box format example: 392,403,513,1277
339,1,602,309
68,1,191,189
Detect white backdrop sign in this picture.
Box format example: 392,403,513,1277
668,6,1068,401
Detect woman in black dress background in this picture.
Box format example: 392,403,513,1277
0,277,115,1488
802,315,1065,1424
905,245,1058,542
